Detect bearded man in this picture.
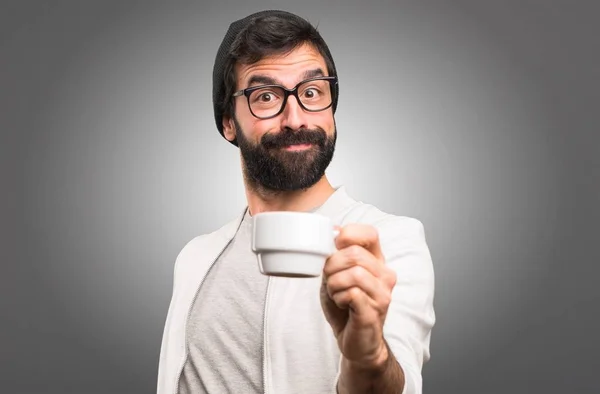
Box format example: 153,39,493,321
157,10,436,394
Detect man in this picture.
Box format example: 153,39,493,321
157,10,435,394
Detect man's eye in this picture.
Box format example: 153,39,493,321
252,91,280,103
303,88,320,99
259,93,274,102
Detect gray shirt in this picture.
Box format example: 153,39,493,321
177,208,268,393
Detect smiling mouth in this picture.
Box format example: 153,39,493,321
281,143,313,151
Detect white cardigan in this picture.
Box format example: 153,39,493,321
156,186,436,394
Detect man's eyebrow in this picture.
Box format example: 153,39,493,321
247,75,280,87
246,68,327,88
302,68,325,80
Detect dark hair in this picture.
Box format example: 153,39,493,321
212,10,339,146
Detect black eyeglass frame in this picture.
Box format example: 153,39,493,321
232,76,339,120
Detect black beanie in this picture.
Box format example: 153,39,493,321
212,10,339,147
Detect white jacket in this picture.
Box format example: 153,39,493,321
157,186,435,394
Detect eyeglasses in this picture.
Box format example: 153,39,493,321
232,76,338,120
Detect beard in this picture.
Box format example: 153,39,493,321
234,116,337,192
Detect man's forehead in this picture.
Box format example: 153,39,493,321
235,44,328,86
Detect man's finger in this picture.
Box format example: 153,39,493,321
330,286,372,315
326,265,386,302
324,244,381,279
335,223,384,262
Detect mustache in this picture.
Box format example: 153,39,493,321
261,127,327,149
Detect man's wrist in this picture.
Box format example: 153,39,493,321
338,341,405,394
344,341,390,374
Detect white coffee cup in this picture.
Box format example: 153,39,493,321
251,211,339,277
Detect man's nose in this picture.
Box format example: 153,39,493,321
280,95,308,131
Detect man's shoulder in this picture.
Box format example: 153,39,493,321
342,199,426,240
328,186,425,237
175,208,246,262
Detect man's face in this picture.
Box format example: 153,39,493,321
223,43,337,192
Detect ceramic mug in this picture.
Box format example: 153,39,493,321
251,211,339,277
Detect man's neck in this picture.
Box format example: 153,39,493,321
244,177,336,217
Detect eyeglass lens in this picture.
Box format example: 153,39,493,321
248,79,333,118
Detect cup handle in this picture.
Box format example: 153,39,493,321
332,227,341,252
256,253,265,274
251,217,257,252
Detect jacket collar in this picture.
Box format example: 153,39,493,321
313,185,358,219
230,184,356,230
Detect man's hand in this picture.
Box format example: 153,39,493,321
320,223,397,369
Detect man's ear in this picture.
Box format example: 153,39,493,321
222,115,236,142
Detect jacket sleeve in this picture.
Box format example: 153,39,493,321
379,216,436,394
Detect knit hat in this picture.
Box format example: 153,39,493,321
212,10,339,146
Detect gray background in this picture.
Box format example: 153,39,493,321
1,0,598,393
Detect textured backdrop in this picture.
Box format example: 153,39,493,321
1,1,599,393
